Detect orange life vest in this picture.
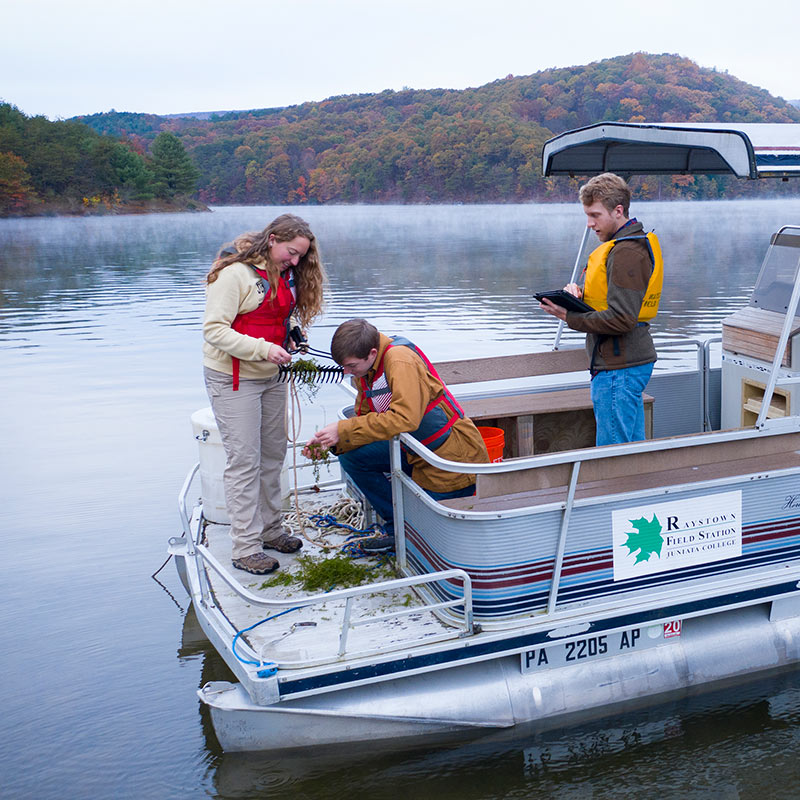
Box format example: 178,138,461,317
358,337,464,450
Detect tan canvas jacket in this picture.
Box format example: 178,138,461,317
336,334,489,492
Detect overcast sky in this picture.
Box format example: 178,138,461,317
3,0,798,120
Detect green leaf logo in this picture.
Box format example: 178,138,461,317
623,515,664,564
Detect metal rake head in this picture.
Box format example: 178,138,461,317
277,363,345,384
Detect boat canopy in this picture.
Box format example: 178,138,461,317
542,122,800,179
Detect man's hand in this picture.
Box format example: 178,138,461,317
307,421,340,448
539,297,567,321
538,283,583,321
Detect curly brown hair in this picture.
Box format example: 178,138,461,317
206,213,326,327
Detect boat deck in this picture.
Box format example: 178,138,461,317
199,491,461,670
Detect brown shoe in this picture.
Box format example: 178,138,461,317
263,533,303,554
232,552,279,574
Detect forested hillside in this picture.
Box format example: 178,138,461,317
78,53,800,206
4,52,800,215
0,104,203,215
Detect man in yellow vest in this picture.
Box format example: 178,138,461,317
540,172,663,446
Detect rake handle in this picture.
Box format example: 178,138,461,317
289,326,334,360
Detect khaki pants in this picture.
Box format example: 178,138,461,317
204,367,288,559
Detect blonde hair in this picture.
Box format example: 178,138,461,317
206,213,326,326
579,172,631,216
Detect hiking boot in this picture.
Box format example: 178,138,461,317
263,533,303,553
360,534,395,553
232,552,279,574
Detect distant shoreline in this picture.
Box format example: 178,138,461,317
2,198,210,218
7,194,800,219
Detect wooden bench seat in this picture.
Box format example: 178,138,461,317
435,347,596,457
460,388,653,457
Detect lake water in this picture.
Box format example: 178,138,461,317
2,201,800,799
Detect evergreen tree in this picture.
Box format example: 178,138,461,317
148,131,199,198
108,141,154,200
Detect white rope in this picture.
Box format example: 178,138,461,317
288,375,305,535
285,371,365,547
282,493,367,549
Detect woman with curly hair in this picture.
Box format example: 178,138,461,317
203,214,326,574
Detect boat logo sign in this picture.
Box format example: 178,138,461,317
611,490,742,581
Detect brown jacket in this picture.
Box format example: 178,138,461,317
336,334,489,492
565,220,658,371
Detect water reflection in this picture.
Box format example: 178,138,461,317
199,658,800,800
4,200,800,799
2,200,798,356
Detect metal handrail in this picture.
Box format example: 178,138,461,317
756,225,800,428
547,460,581,614
178,463,200,546
397,413,794,476
191,539,475,657
195,539,471,617
337,593,470,657
387,333,799,623
703,335,722,431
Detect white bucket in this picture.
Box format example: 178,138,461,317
191,407,230,524
190,407,292,524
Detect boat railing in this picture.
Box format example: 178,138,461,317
178,462,199,545
433,336,714,441
754,225,800,428
389,396,800,621
703,335,722,431
392,413,798,483
645,336,712,436
197,541,475,666
177,465,477,668
284,440,342,493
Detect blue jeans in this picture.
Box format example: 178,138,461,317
590,362,654,446
337,440,476,536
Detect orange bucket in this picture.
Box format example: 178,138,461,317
477,426,504,463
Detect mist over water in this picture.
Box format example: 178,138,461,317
2,200,800,798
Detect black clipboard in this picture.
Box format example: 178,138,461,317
534,290,594,314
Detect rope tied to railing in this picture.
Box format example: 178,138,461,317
232,608,303,676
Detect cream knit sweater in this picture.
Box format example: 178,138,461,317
202,262,283,380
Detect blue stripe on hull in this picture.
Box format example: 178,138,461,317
277,580,800,697
404,518,800,618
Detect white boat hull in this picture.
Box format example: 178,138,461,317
199,602,800,752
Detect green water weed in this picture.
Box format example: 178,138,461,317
289,357,321,403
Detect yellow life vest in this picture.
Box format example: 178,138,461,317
582,232,663,321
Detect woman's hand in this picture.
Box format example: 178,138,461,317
267,344,292,365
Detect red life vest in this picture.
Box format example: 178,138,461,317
230,265,296,390
358,336,465,451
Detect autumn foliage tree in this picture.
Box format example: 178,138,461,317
0,151,36,213
10,52,800,213
99,54,796,205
